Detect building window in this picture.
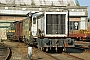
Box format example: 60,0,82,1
33,17,36,24
69,21,79,30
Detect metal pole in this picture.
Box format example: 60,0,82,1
28,47,32,60
68,10,69,37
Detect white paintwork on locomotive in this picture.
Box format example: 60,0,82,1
31,12,43,36
38,17,44,33
31,12,68,37
31,17,37,36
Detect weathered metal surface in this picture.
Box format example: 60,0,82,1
46,14,65,34
30,12,68,37
19,22,23,37
37,38,75,48
14,21,20,40
44,12,68,37
23,18,31,40
13,21,23,41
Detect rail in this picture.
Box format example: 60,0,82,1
5,47,11,60
62,52,84,60
33,47,60,60
0,43,11,60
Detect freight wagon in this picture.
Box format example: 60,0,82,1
6,23,15,40
12,12,75,52
69,30,90,41
11,21,23,42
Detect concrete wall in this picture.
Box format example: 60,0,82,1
0,28,7,39
0,16,26,21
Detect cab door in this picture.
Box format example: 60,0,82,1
32,17,37,36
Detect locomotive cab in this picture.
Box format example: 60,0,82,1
31,16,37,37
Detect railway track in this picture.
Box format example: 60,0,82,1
32,47,86,60
48,48,85,60
84,48,90,52
75,41,90,47
32,47,60,60
62,52,84,60
0,43,10,60
69,48,90,60
1,40,89,60
30,40,90,60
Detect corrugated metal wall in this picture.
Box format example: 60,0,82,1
19,22,23,37
0,0,76,6
14,22,20,40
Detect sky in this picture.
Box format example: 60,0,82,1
78,0,90,18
